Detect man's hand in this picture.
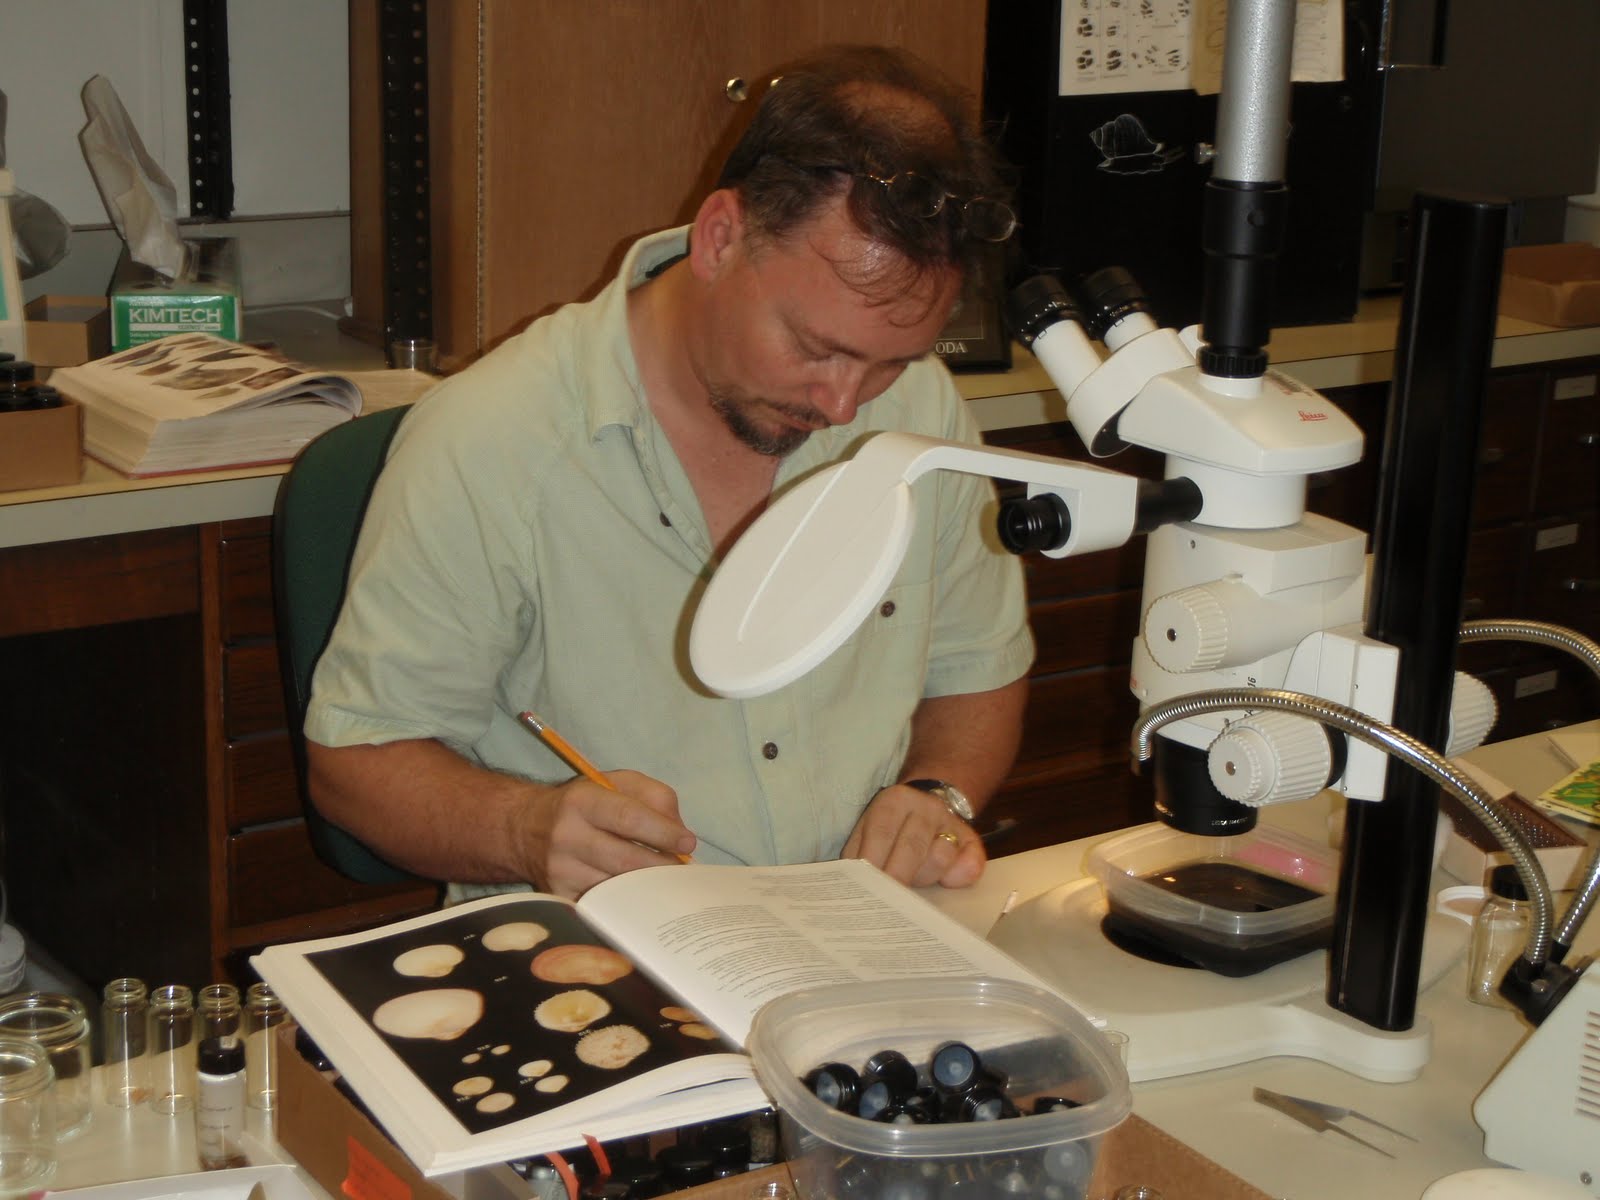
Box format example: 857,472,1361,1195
842,782,986,889
515,770,697,899
307,739,695,901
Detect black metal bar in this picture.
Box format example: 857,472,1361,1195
1328,192,1507,1029
182,0,234,221
378,0,434,353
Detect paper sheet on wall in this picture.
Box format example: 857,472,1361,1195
1058,0,1343,97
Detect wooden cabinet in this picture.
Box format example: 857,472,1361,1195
980,358,1600,854
349,0,989,368
204,520,440,975
0,521,438,991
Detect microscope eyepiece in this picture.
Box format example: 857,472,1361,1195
1074,266,1152,343
1004,274,1083,349
996,493,1072,556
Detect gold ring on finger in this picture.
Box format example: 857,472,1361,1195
937,830,960,847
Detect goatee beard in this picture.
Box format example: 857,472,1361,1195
708,388,818,457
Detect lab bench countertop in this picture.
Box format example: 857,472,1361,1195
922,719,1600,1200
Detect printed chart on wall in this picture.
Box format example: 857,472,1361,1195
1059,0,1344,98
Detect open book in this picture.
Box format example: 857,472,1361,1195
252,859,1053,1176
51,332,398,476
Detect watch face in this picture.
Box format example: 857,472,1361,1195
940,786,975,821
907,778,974,820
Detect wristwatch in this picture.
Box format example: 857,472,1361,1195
903,778,975,821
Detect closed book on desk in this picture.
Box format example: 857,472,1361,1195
52,332,365,476
253,859,1054,1175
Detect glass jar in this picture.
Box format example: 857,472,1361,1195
198,983,242,1041
0,1037,56,1194
148,985,197,1115
243,982,286,1110
1467,864,1532,1008
0,993,91,1138
101,978,150,1108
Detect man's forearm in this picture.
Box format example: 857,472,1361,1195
307,738,546,885
897,676,1029,814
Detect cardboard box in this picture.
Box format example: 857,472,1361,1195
274,1024,1269,1200
108,236,242,350
23,295,111,366
1499,242,1600,328
0,396,83,491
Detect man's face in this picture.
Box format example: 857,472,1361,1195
697,199,963,457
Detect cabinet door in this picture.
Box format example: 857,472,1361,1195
427,1,988,364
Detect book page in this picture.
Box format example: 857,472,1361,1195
254,891,762,1173
54,332,362,422
578,860,1050,1046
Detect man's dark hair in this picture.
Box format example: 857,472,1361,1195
715,45,1010,283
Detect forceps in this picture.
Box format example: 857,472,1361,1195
1252,1087,1418,1157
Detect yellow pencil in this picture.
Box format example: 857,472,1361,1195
516,710,692,864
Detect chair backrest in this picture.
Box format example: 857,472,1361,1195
272,405,415,884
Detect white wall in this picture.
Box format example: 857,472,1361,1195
2,0,350,302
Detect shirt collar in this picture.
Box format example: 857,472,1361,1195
577,226,693,442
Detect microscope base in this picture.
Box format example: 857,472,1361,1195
992,877,1467,1083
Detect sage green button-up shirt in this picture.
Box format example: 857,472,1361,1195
307,229,1035,899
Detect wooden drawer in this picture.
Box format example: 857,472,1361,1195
229,821,422,926
1522,515,1599,635
988,759,1152,855
226,734,300,829
1535,367,1599,515
224,642,288,740
0,526,199,637
1472,372,1541,524
1479,655,1600,741
219,528,276,643
1030,588,1143,675
1013,666,1141,770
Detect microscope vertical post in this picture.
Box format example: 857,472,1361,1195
1328,193,1509,1028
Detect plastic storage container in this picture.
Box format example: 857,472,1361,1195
1088,822,1337,977
746,977,1130,1200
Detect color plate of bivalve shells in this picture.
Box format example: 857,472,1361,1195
306,897,738,1134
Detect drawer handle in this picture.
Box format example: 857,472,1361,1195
725,77,749,102
1579,433,1599,447
1478,446,1505,466
1562,578,1600,593
1461,596,1486,618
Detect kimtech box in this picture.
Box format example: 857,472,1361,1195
108,235,242,350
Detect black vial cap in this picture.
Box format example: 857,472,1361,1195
803,1061,860,1111
1488,863,1529,902
198,1035,245,1075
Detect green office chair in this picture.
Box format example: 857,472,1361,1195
273,405,417,884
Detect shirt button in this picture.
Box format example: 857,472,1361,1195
762,742,779,760
659,512,672,527
879,600,896,617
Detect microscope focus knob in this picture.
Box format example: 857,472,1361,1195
1145,585,1228,673
1207,712,1333,806
1444,672,1498,757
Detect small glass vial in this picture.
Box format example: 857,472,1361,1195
243,982,287,1110
195,1036,248,1170
0,1036,57,1193
148,984,197,1114
1467,864,1531,1008
101,978,150,1108
0,992,92,1138
198,983,242,1040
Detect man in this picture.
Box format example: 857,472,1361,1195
305,45,1034,901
